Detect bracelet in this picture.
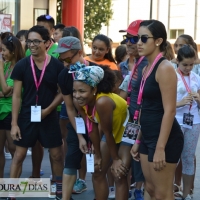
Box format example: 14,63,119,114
135,139,141,144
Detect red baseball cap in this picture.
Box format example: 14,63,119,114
119,20,143,35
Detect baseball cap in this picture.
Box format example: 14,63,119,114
119,20,143,35
54,36,82,53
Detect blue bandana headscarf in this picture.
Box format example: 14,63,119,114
69,62,104,87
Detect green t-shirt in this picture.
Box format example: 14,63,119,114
0,62,13,120
25,43,59,58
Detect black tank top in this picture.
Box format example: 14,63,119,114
140,57,181,139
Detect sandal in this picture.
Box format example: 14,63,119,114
174,184,183,200
190,189,193,198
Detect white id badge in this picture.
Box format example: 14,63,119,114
122,122,141,144
31,106,41,122
182,113,194,129
86,154,94,173
75,117,86,134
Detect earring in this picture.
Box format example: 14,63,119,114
93,93,96,96
156,44,159,46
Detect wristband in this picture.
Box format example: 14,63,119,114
135,139,141,144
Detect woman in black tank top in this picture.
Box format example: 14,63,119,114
130,20,183,200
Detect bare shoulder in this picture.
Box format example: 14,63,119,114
95,95,114,109
156,60,176,82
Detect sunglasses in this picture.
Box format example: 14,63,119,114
123,35,138,44
7,36,13,43
26,39,46,46
59,50,79,64
123,35,155,44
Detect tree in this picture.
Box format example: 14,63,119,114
56,0,113,42
84,0,113,42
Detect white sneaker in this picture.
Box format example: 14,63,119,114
4,151,12,159
184,194,192,200
27,149,32,156
108,187,115,199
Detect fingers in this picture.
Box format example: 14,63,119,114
80,145,88,154
153,160,166,171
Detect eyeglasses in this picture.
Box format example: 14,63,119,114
123,35,138,44
26,39,46,46
58,51,79,64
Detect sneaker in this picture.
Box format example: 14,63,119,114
40,169,44,176
4,151,12,160
48,182,56,198
72,179,87,194
183,194,192,200
26,149,32,156
108,187,115,199
134,189,144,200
128,190,132,199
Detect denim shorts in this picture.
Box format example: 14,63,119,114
60,102,68,119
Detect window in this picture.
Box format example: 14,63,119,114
170,29,184,39
34,9,48,25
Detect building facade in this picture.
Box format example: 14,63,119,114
0,0,57,34
100,0,200,45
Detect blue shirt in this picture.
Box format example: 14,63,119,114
119,58,132,77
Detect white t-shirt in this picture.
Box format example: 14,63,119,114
176,71,200,125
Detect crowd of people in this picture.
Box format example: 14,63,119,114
0,14,199,200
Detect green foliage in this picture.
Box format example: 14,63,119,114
84,0,113,41
56,0,113,42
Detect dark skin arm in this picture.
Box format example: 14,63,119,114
95,96,127,177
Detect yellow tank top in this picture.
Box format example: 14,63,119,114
84,93,128,143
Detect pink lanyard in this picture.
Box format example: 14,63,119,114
127,56,145,105
4,64,13,80
133,53,163,121
30,55,48,105
85,105,96,151
46,40,53,52
178,68,192,111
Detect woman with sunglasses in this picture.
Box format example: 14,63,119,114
130,20,183,200
71,63,130,200
85,34,118,70
0,35,24,178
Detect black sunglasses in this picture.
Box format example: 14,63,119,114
123,35,138,44
123,35,155,44
136,35,155,43
7,36,13,43
58,50,79,64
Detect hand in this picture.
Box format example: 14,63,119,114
11,125,21,141
78,137,88,154
111,159,128,178
130,143,140,162
179,95,193,106
5,87,13,97
41,108,50,119
190,92,199,101
94,155,102,172
153,148,166,171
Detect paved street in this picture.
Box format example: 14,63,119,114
3,139,200,200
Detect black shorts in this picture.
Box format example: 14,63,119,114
139,134,184,163
65,122,88,169
0,113,12,130
14,117,62,148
